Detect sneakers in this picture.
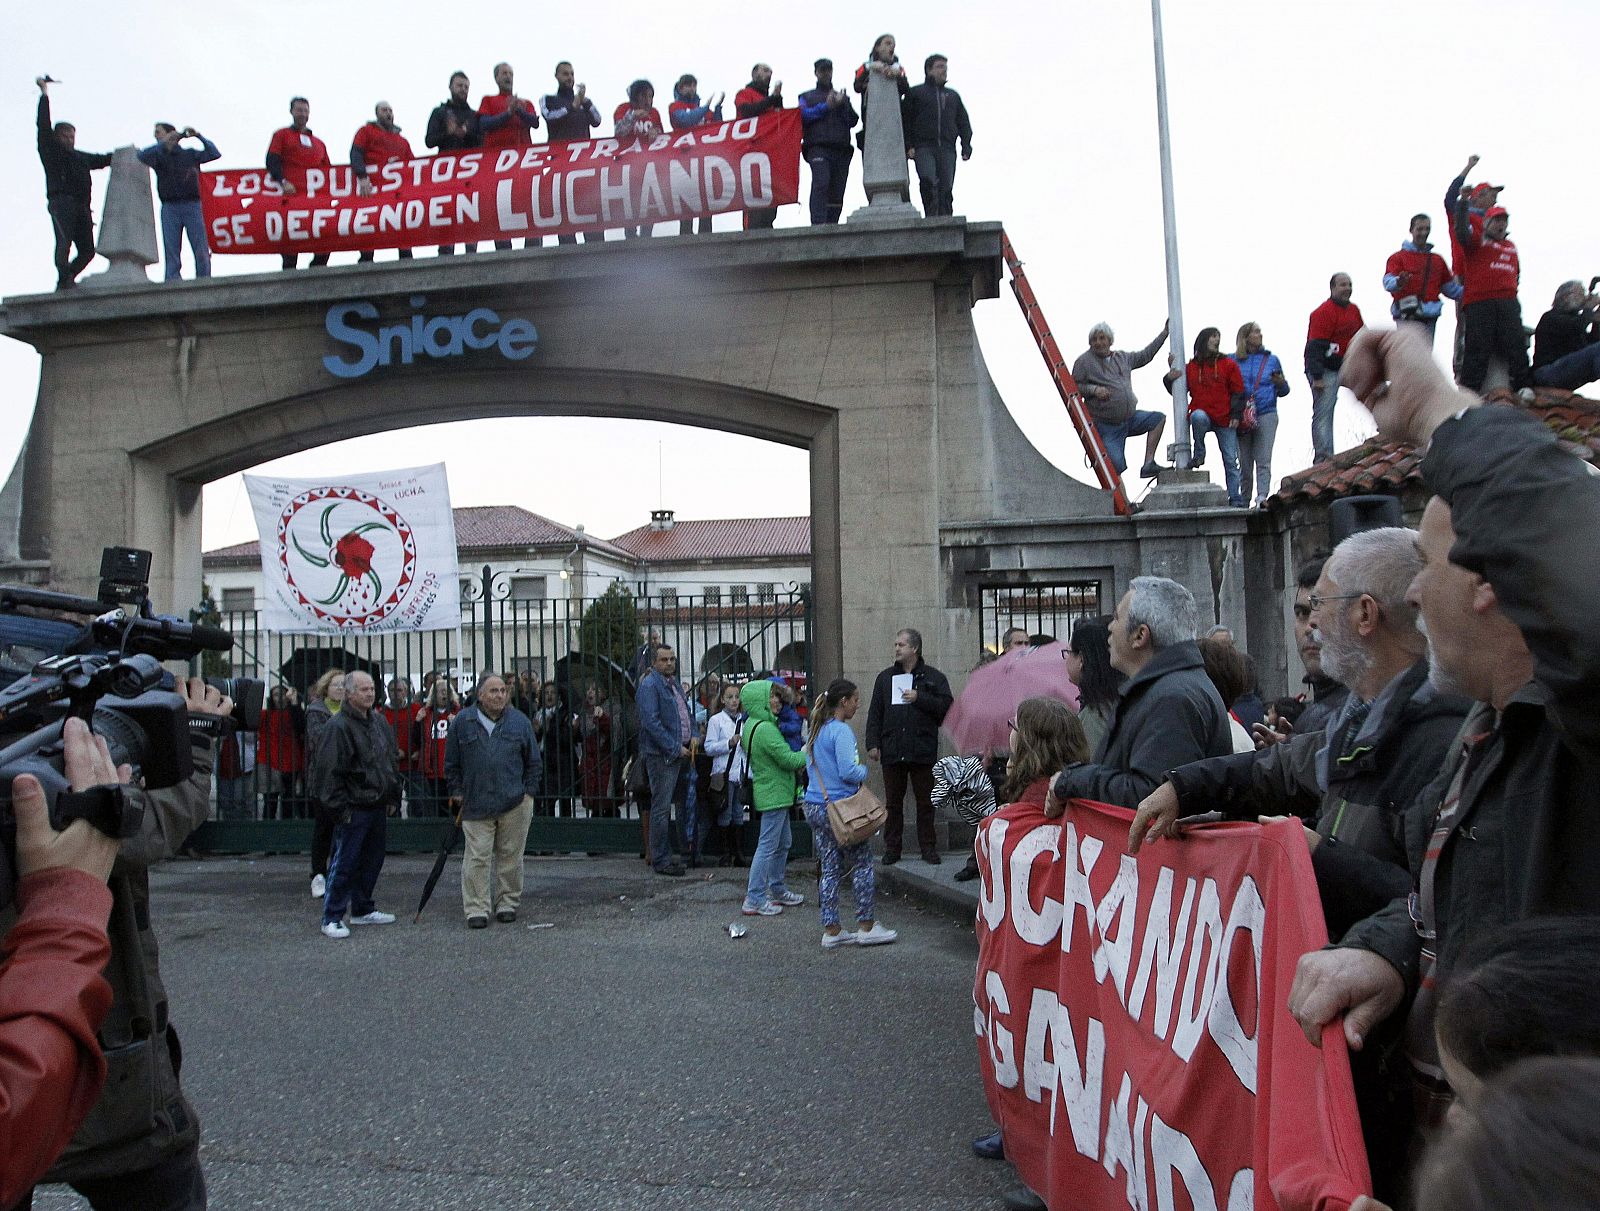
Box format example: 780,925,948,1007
1139,460,1166,478
654,862,686,877
772,890,805,907
1188,451,1206,470
467,915,489,929
311,874,326,898
1517,387,1537,404
855,923,899,946
321,920,350,939
741,900,783,917
495,909,517,924
348,911,395,926
821,930,857,949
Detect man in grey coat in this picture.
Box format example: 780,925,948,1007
445,675,541,928
1070,320,1174,478
1045,576,1231,814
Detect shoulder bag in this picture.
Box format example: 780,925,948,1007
807,736,886,847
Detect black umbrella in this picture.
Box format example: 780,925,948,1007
413,806,463,923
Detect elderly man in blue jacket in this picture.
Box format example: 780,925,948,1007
445,674,541,928
637,643,691,877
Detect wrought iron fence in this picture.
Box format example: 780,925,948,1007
976,581,1103,652
198,572,813,853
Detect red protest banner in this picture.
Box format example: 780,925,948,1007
201,110,801,255
974,795,1371,1211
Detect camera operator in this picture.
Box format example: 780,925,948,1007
24,678,230,1210
0,718,126,1206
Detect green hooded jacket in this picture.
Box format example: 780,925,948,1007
740,680,808,811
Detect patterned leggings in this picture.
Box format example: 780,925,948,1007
802,802,876,928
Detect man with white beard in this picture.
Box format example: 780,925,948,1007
1129,524,1470,1202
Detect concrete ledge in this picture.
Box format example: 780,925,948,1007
875,855,979,924
0,216,1004,338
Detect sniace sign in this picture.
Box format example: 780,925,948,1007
323,294,539,379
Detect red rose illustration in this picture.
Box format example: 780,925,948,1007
334,531,376,578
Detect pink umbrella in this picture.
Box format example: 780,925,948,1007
943,642,1081,758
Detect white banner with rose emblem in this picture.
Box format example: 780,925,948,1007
244,464,461,633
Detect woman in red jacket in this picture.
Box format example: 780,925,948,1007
417,678,460,817
1181,326,1246,507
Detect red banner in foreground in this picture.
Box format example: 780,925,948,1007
974,799,1371,1211
200,110,801,255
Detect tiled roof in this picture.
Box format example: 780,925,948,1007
608,516,811,563
1265,388,1600,509
204,505,633,563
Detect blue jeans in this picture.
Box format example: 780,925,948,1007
744,809,793,907
324,807,388,923
1534,342,1600,391
160,199,210,280
1092,410,1164,475
1236,409,1279,505
643,752,685,870
1308,370,1340,462
1190,412,1243,505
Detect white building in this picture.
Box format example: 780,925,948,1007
203,506,812,686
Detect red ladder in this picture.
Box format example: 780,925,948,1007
1001,233,1134,516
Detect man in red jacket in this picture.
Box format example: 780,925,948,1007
1303,273,1365,461
1454,205,1533,400
350,101,415,264
0,719,126,1207
735,64,784,230
1382,214,1461,347
479,62,539,250
265,96,331,270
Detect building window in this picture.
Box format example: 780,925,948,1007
660,587,678,605
509,576,547,602
730,585,748,605
703,586,721,605
757,583,776,603
220,588,254,613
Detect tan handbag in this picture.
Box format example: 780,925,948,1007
808,749,886,846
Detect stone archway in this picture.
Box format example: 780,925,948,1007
0,218,1107,695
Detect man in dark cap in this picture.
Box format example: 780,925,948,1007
798,59,857,224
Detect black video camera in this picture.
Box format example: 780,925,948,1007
0,547,248,908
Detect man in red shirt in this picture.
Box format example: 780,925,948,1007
479,62,539,250
1303,273,1364,462
1382,214,1461,347
350,101,415,264
1454,204,1533,399
734,63,784,229
265,96,331,270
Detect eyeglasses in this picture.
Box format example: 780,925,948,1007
1307,592,1366,611
1007,718,1016,732
1059,649,1081,660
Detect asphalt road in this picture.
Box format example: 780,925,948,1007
36,853,1018,1210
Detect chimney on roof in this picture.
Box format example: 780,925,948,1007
650,509,675,531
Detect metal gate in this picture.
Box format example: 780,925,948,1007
191,571,814,855
977,581,1103,652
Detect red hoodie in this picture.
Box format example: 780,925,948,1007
1186,356,1245,425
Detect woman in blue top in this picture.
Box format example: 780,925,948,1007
803,679,898,949
1233,322,1291,509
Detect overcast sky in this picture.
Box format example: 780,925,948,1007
2,1,1593,551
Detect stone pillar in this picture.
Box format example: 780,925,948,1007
91,146,157,287
848,69,918,223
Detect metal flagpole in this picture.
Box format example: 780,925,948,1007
1151,0,1190,471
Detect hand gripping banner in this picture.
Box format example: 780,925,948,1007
974,799,1372,1211
202,111,801,255
244,463,461,634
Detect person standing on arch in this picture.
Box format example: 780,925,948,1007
865,628,952,865
734,63,784,230
540,61,602,245
265,95,331,270
902,53,972,218
426,71,482,256
799,59,857,225
350,101,414,264
35,77,111,290
478,62,539,250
